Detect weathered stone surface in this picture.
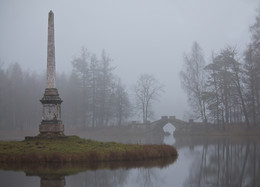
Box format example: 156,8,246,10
38,11,64,136
46,10,56,89
41,88,63,104
39,123,64,134
169,116,176,120
43,88,59,96
161,116,169,120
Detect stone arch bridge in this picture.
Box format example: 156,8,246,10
148,116,189,134
131,116,200,136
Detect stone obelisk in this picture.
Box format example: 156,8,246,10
39,10,64,136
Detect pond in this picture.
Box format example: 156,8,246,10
0,133,260,187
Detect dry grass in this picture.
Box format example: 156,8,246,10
0,136,177,163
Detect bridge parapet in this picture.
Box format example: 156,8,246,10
152,116,189,129
169,116,175,120
161,116,168,120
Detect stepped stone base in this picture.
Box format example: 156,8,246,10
39,123,64,135
39,87,64,136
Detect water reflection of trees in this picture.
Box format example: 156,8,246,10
136,168,163,187
66,169,129,187
184,138,260,187
66,161,169,187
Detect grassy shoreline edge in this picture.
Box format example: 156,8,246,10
0,136,178,163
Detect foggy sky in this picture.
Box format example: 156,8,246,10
0,0,259,120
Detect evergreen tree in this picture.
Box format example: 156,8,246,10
244,10,260,125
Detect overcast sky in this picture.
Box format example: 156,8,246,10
0,0,259,120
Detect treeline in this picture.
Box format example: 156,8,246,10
180,11,260,128
0,63,43,130
61,48,131,128
0,49,132,130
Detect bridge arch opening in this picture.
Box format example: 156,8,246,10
163,123,176,145
163,123,176,135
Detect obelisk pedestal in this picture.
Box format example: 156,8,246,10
39,11,64,136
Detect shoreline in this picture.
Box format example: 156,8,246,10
174,125,260,136
0,135,178,163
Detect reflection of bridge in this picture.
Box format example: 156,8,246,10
147,116,189,134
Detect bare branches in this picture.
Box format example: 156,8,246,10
134,74,164,123
180,42,207,122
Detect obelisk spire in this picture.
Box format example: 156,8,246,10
46,10,56,88
38,10,64,136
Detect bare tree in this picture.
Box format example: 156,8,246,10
113,80,132,126
134,74,164,123
0,63,7,129
89,54,99,127
70,48,129,128
180,42,207,122
96,50,115,126
71,47,91,127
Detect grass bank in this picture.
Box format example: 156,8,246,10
0,136,177,163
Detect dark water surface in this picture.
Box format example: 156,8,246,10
0,131,260,187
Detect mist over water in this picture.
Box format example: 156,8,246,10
1,1,260,186
1,132,259,187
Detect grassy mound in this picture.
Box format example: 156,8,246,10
0,136,177,163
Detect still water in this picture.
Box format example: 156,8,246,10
0,129,260,187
